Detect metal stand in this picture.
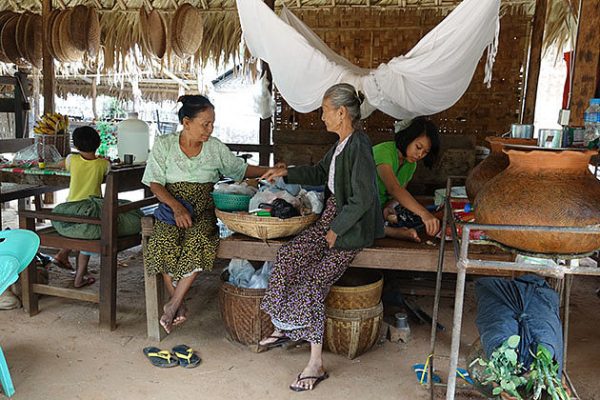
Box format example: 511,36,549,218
429,177,600,400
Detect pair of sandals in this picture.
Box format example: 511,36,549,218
143,345,201,369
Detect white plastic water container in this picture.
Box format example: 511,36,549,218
117,112,149,163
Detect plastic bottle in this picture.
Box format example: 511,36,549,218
583,98,600,146
117,112,149,163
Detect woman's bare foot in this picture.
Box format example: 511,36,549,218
290,363,328,391
173,302,188,326
385,226,421,242
160,302,178,334
259,330,287,346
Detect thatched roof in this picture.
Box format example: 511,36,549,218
0,0,578,101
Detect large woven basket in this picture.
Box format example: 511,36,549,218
324,302,383,359
326,268,383,310
215,209,319,240
218,280,273,346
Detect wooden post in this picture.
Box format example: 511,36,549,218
42,0,55,114
569,0,600,126
99,173,118,330
42,0,56,205
258,0,275,166
521,0,548,124
14,71,29,138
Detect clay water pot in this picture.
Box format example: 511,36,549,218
474,147,600,255
466,137,536,202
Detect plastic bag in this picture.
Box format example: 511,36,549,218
300,190,324,214
14,143,62,164
214,182,258,196
249,188,300,212
248,261,273,289
227,258,255,288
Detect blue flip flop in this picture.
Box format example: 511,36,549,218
456,367,474,385
413,363,441,385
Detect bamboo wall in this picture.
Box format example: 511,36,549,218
273,8,533,175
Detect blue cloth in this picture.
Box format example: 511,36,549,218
153,199,194,225
475,275,563,376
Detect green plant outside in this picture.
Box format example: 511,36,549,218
96,121,117,158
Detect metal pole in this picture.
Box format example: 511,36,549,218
445,226,470,400
563,272,573,368
428,177,452,399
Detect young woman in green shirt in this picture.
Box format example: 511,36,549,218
372,118,441,240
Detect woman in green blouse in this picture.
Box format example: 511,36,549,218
142,95,267,334
373,118,441,240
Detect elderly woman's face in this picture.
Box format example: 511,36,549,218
405,134,432,163
183,108,215,142
321,97,343,133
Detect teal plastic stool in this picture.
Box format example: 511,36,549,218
0,229,40,398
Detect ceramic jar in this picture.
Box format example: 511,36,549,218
466,137,536,202
474,147,600,254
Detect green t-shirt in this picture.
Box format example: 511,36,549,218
372,141,417,206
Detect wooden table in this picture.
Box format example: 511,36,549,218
7,164,157,330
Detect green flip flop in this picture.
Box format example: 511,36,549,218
172,345,201,369
143,347,179,368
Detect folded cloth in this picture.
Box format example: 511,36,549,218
154,199,195,225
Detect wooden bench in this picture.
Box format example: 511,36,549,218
141,216,513,341
18,165,158,330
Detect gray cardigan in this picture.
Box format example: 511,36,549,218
286,131,384,249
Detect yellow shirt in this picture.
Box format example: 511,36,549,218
65,154,110,201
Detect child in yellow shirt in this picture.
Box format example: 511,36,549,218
52,126,110,288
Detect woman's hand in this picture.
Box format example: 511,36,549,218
261,167,288,182
173,204,193,229
325,229,337,248
420,211,440,237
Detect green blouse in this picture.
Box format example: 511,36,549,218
142,133,247,186
372,141,416,206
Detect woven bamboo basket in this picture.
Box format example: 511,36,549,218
324,302,383,359
218,279,273,346
215,209,318,240
326,268,383,310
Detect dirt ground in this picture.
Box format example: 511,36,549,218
2,203,600,400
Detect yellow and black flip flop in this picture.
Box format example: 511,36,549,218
143,347,179,368
172,345,201,369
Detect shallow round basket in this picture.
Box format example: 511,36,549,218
215,209,319,240
326,268,383,310
211,192,251,212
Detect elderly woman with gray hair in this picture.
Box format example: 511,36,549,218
260,83,384,392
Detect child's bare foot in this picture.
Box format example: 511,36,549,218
74,275,96,288
385,226,421,242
